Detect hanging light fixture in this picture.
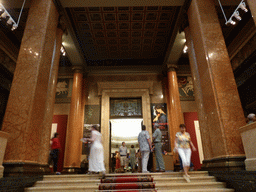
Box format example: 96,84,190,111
218,0,249,26
0,0,27,31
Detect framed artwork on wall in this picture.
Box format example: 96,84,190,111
177,76,195,101
55,78,73,103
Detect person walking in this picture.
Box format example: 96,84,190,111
119,141,127,173
49,132,61,175
83,125,106,178
152,125,165,172
138,125,152,173
174,124,196,182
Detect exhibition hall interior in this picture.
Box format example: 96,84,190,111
0,0,256,191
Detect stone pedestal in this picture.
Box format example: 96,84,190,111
0,131,9,178
240,122,256,171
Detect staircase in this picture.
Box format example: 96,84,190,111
25,171,235,192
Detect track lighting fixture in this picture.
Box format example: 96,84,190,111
218,0,249,26
0,0,27,31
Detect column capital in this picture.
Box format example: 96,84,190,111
57,15,67,34
72,65,84,73
167,64,178,72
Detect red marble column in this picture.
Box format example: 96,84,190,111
38,28,63,168
184,27,213,161
247,0,256,26
2,0,59,175
187,0,245,169
167,65,184,153
63,67,84,172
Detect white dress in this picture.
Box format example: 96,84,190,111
88,130,106,172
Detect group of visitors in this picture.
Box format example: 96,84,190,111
48,123,197,182
114,142,136,173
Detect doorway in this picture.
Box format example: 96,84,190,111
109,118,143,172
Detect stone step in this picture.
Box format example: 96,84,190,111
154,176,216,183
33,179,100,187
25,185,98,192
156,182,227,190
107,171,209,178
42,174,101,181
95,190,157,192
157,189,234,192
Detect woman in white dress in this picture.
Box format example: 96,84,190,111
83,125,106,178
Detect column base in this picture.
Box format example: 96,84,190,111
3,162,51,177
245,158,256,171
201,156,246,171
62,167,81,174
0,165,4,178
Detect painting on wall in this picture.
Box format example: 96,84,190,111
177,76,195,101
55,78,73,103
151,103,170,152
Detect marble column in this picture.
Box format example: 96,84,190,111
167,65,184,153
247,0,256,26
187,0,246,170
63,66,84,172
2,0,59,176
184,27,213,160
38,28,63,170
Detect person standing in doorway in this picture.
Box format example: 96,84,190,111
174,124,196,182
138,125,152,173
119,141,127,173
152,125,165,172
49,132,61,175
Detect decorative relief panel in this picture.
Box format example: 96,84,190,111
110,98,142,118
55,78,73,103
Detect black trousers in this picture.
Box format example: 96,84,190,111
50,149,60,172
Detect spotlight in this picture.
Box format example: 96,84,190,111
183,45,188,53
230,19,236,25
7,18,13,25
0,11,7,19
239,1,248,12
11,25,17,31
233,11,241,21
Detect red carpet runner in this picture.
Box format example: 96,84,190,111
99,175,157,192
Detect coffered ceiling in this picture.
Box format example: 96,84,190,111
66,6,180,65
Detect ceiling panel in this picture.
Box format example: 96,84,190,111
67,6,180,64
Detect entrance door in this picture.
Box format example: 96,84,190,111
110,118,143,172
